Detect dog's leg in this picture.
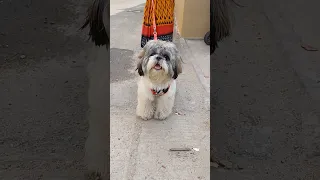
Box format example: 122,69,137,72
154,81,177,120
136,78,155,120
154,94,175,120
136,95,155,120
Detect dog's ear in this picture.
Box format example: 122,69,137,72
136,49,145,76
137,48,145,59
173,56,183,79
137,61,144,76
81,0,109,47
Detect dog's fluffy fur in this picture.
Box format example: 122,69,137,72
135,40,182,120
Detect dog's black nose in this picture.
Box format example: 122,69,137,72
156,56,162,61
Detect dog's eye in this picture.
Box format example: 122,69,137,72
163,54,170,61
150,52,156,56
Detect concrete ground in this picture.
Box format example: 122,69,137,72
109,2,210,179
211,0,320,179
184,39,210,94
0,0,92,179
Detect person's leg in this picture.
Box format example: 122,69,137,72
141,0,175,47
141,0,151,48
154,0,175,42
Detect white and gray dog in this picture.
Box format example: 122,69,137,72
135,40,182,120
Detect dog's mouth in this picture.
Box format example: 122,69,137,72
153,63,162,70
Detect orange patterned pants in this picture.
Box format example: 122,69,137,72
141,0,175,47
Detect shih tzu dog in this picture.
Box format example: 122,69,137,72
135,40,182,120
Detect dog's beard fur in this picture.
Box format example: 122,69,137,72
146,56,171,84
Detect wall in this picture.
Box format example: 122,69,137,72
175,0,210,39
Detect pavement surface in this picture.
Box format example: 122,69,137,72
110,3,210,180
211,0,320,179
0,0,95,179
184,39,210,94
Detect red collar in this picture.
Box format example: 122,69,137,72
151,85,170,96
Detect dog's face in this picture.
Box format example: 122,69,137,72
136,40,182,81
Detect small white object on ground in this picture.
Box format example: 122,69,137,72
193,148,200,151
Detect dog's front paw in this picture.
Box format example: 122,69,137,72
136,105,154,121
138,114,153,121
154,111,170,120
